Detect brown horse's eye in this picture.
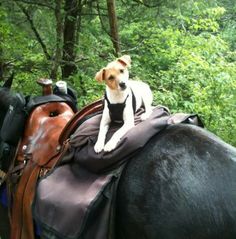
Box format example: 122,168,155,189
108,75,115,80
120,69,124,73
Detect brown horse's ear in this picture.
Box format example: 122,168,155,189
117,55,131,67
95,68,106,82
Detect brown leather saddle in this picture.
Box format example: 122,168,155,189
9,79,103,239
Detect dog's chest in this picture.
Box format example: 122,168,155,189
108,103,126,123
105,89,137,123
105,93,128,123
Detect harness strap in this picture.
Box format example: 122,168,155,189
104,92,129,107
104,89,136,113
131,90,136,114
104,90,136,123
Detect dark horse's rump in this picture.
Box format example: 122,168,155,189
117,124,236,239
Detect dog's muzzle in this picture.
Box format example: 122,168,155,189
119,82,127,90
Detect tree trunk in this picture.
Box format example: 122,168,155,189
61,0,82,79
106,0,120,56
50,0,64,79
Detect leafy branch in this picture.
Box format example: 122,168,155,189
15,2,51,60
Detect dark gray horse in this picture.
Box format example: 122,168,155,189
117,123,236,239
0,80,236,239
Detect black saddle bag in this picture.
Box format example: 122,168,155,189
0,93,27,146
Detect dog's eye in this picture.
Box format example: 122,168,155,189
108,75,115,81
120,69,124,73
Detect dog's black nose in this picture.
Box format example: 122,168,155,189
119,82,126,89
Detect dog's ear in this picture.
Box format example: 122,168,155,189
95,68,106,82
117,55,131,67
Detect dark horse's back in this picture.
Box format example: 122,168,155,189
117,124,236,239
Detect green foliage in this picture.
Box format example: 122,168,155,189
121,26,236,145
0,0,235,146
117,2,236,146
0,4,49,94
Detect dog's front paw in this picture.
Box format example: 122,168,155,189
104,140,118,152
94,141,104,153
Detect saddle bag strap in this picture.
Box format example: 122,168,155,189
42,138,72,174
10,160,40,239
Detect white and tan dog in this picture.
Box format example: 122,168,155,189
94,55,153,153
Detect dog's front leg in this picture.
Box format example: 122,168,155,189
94,104,111,153
104,108,134,152
104,121,134,152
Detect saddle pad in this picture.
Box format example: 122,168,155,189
68,106,203,173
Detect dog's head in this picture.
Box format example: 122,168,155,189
95,55,131,91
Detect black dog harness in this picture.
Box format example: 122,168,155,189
104,90,136,123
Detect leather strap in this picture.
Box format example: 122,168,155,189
10,160,38,239
59,99,103,144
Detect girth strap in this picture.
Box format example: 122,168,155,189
11,160,39,239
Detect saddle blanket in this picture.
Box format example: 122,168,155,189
33,106,203,239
